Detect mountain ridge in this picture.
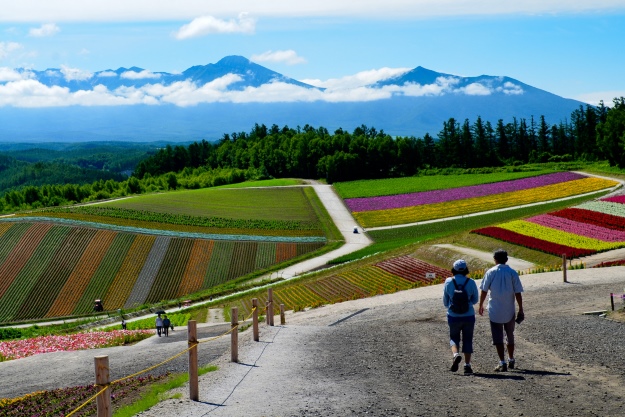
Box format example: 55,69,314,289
0,55,589,142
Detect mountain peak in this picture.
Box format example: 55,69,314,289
216,55,251,67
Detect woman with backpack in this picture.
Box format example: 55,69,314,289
443,259,479,374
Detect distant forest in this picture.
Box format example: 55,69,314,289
135,99,625,183
1,97,624,213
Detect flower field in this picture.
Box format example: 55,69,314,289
375,256,449,283
344,172,619,228
0,330,152,361
230,257,447,316
0,221,326,323
472,194,625,258
0,373,167,416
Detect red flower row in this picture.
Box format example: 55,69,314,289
472,227,596,258
550,208,625,231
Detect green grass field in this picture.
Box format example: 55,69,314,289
100,187,317,222
333,169,556,199
215,179,304,188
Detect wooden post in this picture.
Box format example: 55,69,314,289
94,356,112,417
562,254,567,283
611,293,615,311
188,320,198,402
265,301,269,325
231,307,239,363
268,288,274,326
252,298,259,342
280,303,285,325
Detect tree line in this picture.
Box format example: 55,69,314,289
134,99,624,183
2,98,625,214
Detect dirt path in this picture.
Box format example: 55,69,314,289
127,267,625,417
432,243,535,270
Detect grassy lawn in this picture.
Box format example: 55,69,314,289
333,169,556,199
100,187,318,222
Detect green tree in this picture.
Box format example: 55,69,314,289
597,97,625,168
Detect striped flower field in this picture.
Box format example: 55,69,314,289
472,195,625,258
345,172,619,228
228,256,448,317
0,221,325,323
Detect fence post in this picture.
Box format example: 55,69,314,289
188,320,198,402
94,355,112,417
280,303,285,325
268,288,274,326
562,254,567,283
265,301,269,325
252,298,259,342
231,307,239,363
611,293,615,311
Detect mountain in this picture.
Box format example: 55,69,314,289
0,56,587,142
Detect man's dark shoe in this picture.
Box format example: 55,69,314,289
494,362,508,372
450,355,462,372
464,364,473,374
508,359,515,370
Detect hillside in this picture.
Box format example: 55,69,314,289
0,184,334,324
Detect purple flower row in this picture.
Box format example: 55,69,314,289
526,214,625,242
345,171,585,212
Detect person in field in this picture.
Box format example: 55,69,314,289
156,314,164,337
162,315,171,337
479,249,524,372
443,259,479,374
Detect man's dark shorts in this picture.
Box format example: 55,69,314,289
489,317,515,345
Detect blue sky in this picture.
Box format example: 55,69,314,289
1,1,625,106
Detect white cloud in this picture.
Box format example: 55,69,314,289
78,48,90,55
0,70,535,107
0,67,33,82
499,81,524,95
1,1,625,21
28,23,60,37
575,91,625,106
174,13,255,39
459,82,492,96
302,67,411,89
251,50,306,65
60,65,93,81
0,41,22,59
121,70,161,80
97,71,118,77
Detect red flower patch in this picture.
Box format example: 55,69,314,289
472,226,595,258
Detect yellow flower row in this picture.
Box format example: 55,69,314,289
354,177,618,228
497,220,625,251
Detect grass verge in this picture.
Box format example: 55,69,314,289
113,364,218,417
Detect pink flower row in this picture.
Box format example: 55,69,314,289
345,172,585,212
0,330,152,360
602,195,625,204
525,214,625,242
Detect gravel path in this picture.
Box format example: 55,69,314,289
89,266,625,417
3,267,625,416
432,243,535,270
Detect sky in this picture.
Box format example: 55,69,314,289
1,0,625,107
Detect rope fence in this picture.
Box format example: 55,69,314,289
65,289,276,417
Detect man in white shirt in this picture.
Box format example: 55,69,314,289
479,249,524,372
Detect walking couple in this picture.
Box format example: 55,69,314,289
442,249,524,374
156,314,172,337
